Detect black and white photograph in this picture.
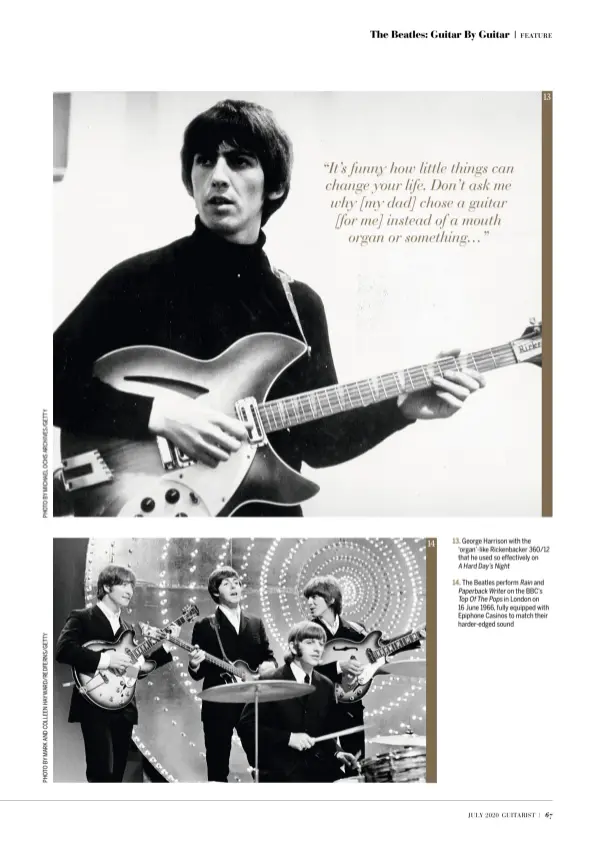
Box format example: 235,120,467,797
53,92,543,518
53,537,429,783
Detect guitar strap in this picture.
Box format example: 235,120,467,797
211,612,233,666
273,266,312,359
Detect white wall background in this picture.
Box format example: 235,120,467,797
54,91,542,516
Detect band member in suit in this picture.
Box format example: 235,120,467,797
188,566,277,781
55,564,174,782
54,98,486,517
238,621,357,782
305,574,421,761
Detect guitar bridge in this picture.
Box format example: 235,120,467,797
235,398,265,445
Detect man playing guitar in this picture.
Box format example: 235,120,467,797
188,566,276,781
305,574,421,761
53,98,486,517
55,564,175,782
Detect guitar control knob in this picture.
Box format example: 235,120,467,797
175,512,188,517
165,488,180,504
141,497,156,513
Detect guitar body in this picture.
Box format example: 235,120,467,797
320,630,388,704
219,659,260,684
73,630,156,711
58,322,541,518
60,334,319,517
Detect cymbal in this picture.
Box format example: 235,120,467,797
199,680,316,704
369,734,426,748
380,659,426,677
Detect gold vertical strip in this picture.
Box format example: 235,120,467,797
425,537,437,782
542,91,553,516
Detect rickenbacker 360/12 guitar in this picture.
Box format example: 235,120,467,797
319,625,427,704
73,604,199,710
59,322,542,517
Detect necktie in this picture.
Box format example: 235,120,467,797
304,674,310,684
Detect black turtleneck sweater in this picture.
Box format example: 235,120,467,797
54,218,413,515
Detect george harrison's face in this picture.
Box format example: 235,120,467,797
191,142,281,245
104,580,134,611
293,637,325,669
307,594,332,620
217,577,242,608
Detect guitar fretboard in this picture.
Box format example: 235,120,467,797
130,608,197,664
259,343,518,433
369,627,426,664
169,637,246,680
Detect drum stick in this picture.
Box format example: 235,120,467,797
312,725,365,744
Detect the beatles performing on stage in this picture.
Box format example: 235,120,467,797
55,540,428,784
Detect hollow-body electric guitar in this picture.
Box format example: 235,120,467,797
143,627,260,684
73,603,199,710
320,625,427,703
59,321,542,517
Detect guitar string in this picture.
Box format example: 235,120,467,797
258,342,530,433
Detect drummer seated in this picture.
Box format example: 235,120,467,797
237,621,357,782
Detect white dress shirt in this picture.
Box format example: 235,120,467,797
218,604,242,633
290,661,313,683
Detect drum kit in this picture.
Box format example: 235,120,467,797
199,679,426,784
200,680,315,784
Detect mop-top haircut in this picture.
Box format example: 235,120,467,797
285,620,327,663
181,99,293,225
303,575,343,616
96,565,136,601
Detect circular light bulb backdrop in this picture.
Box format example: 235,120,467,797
86,537,426,782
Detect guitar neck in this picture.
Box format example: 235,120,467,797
168,638,246,680
130,612,191,663
259,343,519,434
371,628,425,663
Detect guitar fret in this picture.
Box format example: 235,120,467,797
259,333,537,433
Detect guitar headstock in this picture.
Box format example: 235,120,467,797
177,603,200,625
511,319,542,368
418,623,427,640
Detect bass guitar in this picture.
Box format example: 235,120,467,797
73,603,199,710
142,625,260,684
59,321,542,517
320,625,427,703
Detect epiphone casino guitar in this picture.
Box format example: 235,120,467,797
59,321,542,517
73,603,199,710
320,624,427,703
143,625,259,684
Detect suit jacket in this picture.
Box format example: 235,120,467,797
55,604,172,723
237,663,339,782
188,608,275,691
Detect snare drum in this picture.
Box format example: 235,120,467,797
360,748,426,783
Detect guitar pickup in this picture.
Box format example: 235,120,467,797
235,398,265,445
62,450,113,491
156,436,194,470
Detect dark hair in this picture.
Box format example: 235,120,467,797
303,575,343,616
97,565,136,601
207,566,240,603
285,620,327,663
180,99,293,225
